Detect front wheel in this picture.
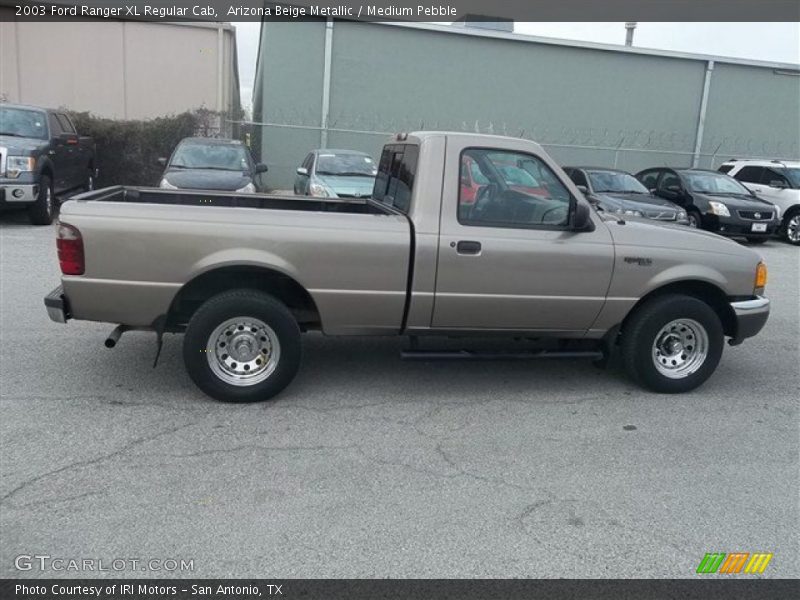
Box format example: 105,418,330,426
621,294,723,393
686,210,702,229
28,175,55,225
783,210,800,246
183,290,302,402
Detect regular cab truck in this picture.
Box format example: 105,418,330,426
44,132,770,403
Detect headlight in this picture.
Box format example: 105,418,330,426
159,178,177,190
6,156,35,178
676,210,688,221
612,208,642,217
708,201,730,217
309,183,330,197
236,182,256,193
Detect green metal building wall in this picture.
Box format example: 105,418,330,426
253,21,800,189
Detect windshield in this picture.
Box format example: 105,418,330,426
682,171,751,195
170,142,250,171
0,107,48,139
316,152,376,177
588,170,649,194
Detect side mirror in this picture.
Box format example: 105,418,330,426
255,163,268,174
769,179,787,189
296,167,308,176
157,157,167,167
572,201,594,231
576,185,589,194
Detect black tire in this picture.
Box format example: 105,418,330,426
745,237,767,245
621,294,724,393
183,290,302,403
687,210,702,229
782,209,800,246
28,174,55,225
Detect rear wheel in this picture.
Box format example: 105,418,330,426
783,210,800,246
84,167,95,192
183,290,302,403
28,175,55,225
621,294,723,393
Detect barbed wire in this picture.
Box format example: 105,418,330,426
240,110,799,162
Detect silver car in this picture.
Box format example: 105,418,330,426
294,149,377,198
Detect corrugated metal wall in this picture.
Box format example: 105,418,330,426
253,20,800,189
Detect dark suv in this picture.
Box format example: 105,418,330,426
636,167,779,243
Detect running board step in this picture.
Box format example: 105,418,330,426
400,349,604,361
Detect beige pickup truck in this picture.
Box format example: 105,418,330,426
45,132,770,403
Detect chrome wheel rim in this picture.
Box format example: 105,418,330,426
87,175,95,191
45,186,53,216
206,317,280,386
787,215,800,243
652,318,708,379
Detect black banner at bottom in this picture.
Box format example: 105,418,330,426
2,579,799,600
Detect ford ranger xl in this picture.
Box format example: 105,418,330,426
44,132,770,403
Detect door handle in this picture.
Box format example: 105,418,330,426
455,240,482,255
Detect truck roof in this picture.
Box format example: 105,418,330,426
398,131,549,154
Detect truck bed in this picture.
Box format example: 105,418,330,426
58,186,412,334
72,186,392,215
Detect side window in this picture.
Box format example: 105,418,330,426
762,168,788,186
48,113,64,137
566,168,588,188
736,166,764,184
372,144,418,214
57,114,76,134
717,165,733,174
658,171,681,191
458,148,571,228
638,170,660,190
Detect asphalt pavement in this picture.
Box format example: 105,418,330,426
1,209,798,578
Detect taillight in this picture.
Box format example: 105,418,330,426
56,222,84,275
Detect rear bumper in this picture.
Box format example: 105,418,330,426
729,296,769,344
44,285,70,324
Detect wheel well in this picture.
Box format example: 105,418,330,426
165,266,321,331
620,281,736,338
39,165,53,182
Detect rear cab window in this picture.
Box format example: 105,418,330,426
372,144,419,214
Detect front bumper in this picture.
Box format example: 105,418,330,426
703,214,778,237
44,285,70,324
729,296,769,344
0,183,37,204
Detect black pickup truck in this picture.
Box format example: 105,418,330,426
1,103,96,224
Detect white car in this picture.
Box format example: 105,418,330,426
719,160,800,245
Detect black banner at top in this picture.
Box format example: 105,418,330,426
1,0,799,22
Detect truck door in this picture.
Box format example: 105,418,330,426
432,144,614,333
46,113,73,192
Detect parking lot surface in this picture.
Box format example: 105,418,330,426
1,211,798,578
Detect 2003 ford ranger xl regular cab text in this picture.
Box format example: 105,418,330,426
44,132,770,403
